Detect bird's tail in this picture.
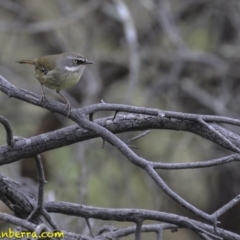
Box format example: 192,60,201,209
16,60,35,65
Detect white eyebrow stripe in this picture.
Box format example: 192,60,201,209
67,56,85,60
65,66,82,71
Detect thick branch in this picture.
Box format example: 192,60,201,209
44,201,240,240
0,113,240,165
0,173,37,221
1,75,240,236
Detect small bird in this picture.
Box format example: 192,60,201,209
16,52,94,115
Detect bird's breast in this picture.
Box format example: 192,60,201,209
35,67,84,90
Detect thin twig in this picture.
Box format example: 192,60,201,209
0,115,14,146
212,194,240,219
144,165,214,223
135,220,143,240
152,154,240,169
197,117,240,153
85,218,94,237
27,155,58,230
127,130,150,143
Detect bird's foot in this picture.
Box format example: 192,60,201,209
65,103,72,117
40,95,47,108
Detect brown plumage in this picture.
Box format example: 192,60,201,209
17,52,93,116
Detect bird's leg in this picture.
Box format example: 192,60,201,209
40,84,47,108
56,90,72,116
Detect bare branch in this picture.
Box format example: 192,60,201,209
135,221,143,240
152,154,240,169
212,194,240,219
0,115,14,146
44,201,240,240
1,75,240,238
127,130,150,143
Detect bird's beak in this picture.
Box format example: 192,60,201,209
84,59,94,65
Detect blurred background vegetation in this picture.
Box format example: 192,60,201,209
0,0,240,239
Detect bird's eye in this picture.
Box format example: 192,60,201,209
72,59,85,65
41,68,48,75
